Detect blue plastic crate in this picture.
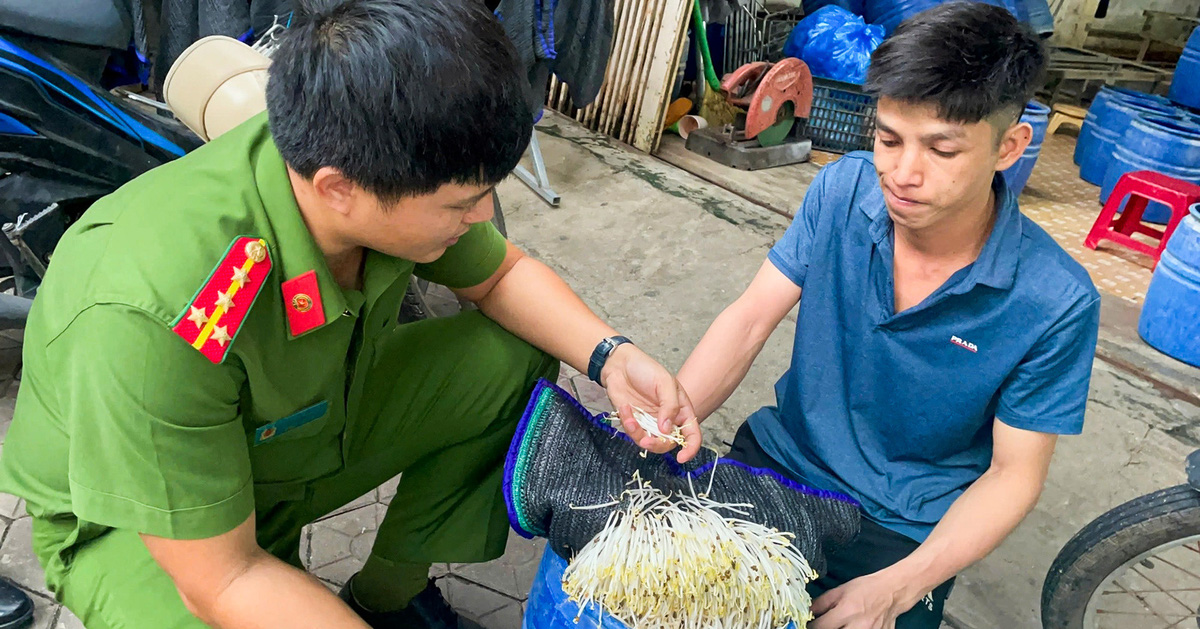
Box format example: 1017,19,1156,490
798,77,877,154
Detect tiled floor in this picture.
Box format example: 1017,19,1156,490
1006,132,1156,304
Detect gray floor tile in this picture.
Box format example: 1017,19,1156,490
51,604,84,629
448,531,545,601
0,517,49,597
307,503,383,571
379,474,400,506
317,489,379,522
570,375,613,415
438,576,515,625
0,493,24,519
28,593,60,629
476,598,524,629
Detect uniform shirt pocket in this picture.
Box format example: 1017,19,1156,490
253,400,330,446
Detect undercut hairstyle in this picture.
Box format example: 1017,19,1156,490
864,1,1047,126
266,0,532,201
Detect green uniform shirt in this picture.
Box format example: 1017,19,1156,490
0,113,507,584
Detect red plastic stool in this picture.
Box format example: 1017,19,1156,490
1084,170,1200,269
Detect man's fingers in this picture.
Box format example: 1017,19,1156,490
676,420,703,463
656,394,680,434
812,589,839,616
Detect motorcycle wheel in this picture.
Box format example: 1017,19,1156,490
399,192,507,323
1041,484,1200,629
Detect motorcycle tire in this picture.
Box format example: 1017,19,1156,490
1041,484,1200,629
399,192,507,323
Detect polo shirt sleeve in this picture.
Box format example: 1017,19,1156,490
414,220,508,289
55,304,254,540
996,293,1101,435
768,162,836,288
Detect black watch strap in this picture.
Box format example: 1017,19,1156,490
588,335,633,384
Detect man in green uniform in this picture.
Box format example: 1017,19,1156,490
0,2,702,628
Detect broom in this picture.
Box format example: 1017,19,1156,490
693,0,741,128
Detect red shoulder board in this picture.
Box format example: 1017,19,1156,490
171,236,273,364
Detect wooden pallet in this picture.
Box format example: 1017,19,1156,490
1040,45,1174,104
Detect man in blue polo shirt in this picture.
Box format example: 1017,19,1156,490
623,3,1099,628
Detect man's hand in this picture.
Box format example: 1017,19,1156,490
810,571,917,629
603,344,702,463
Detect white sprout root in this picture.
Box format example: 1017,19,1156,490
610,406,687,448
561,471,818,629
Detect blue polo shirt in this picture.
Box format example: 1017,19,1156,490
749,151,1100,542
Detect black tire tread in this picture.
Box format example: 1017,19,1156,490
1042,484,1200,629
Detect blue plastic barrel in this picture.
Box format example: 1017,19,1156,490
1002,100,1051,196
1079,99,1179,185
864,0,941,35
1075,87,1173,166
864,0,1027,35
1169,27,1200,110
1100,115,1200,223
1022,0,1054,35
1138,204,1200,367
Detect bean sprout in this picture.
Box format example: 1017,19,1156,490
610,407,687,448
562,471,817,629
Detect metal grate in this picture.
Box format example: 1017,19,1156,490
724,0,805,70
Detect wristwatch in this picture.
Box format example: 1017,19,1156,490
588,335,633,384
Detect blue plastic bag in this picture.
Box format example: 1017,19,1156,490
785,6,884,84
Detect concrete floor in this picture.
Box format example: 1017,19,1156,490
0,111,1198,628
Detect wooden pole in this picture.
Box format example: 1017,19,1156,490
598,0,641,135
632,0,691,151
623,0,668,142
609,0,655,138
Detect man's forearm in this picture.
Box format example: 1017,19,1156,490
475,256,618,374
676,302,773,421
880,465,1043,608
203,553,370,629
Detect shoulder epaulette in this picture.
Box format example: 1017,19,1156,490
171,236,272,363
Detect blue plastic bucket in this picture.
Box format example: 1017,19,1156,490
1002,100,1051,196
1101,115,1200,224
1138,203,1200,367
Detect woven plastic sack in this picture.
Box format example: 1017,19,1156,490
504,379,860,569
784,6,884,85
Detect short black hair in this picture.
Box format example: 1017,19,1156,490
864,1,1047,125
265,0,531,200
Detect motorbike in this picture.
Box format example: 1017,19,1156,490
0,12,502,330
1041,450,1200,628
0,24,203,328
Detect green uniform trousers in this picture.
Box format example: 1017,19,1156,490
31,311,557,628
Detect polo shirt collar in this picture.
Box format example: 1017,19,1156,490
859,173,1021,291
